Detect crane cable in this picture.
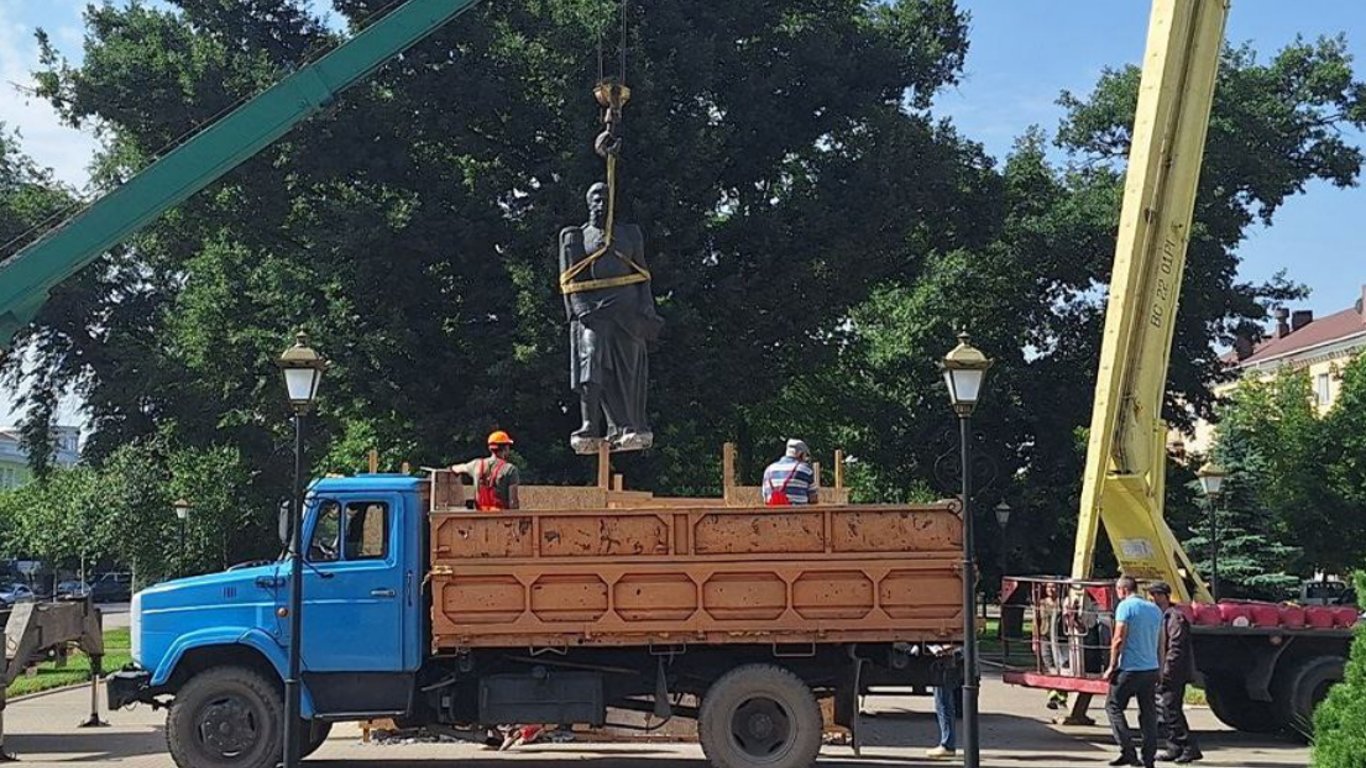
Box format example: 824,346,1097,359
558,0,650,296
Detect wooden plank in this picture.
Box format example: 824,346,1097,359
722,442,736,502
597,442,611,489
368,448,379,474
834,450,845,490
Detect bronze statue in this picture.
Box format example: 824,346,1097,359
559,182,662,453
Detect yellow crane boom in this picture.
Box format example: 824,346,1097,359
1070,0,1230,604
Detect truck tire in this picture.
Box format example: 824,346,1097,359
166,665,284,768
1272,655,1344,740
698,664,822,768
1204,675,1280,734
302,720,333,758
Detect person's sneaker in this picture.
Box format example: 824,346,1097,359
1174,750,1204,764
1157,751,1181,761
1107,756,1139,767
926,746,956,759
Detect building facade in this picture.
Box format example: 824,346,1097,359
0,426,81,490
1182,284,1366,455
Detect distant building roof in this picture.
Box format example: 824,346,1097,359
1225,286,1366,370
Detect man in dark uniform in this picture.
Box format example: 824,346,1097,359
1147,581,1202,763
559,182,662,453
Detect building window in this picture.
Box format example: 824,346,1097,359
1316,373,1332,407
0,467,17,490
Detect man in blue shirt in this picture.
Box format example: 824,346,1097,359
1103,575,1162,767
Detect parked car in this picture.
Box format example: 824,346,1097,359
0,584,36,607
55,581,91,601
90,573,132,603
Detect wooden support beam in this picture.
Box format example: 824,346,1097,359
597,441,611,489
612,473,624,491
401,461,410,474
368,448,379,474
723,442,737,502
834,449,845,490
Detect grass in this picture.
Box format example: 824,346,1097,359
6,628,132,698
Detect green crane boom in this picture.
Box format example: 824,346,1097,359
0,0,481,349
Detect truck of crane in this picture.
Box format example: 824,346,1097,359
108,472,966,768
1002,0,1358,739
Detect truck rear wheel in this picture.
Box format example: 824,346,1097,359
1204,675,1280,734
698,664,821,768
166,665,283,768
1272,655,1344,739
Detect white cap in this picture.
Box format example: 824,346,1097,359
786,439,810,459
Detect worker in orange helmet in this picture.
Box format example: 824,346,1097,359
449,430,521,511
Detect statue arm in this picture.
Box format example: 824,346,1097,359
559,227,581,320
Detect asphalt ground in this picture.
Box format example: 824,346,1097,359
0,670,1309,767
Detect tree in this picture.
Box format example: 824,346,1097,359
1200,363,1366,577
1311,570,1366,768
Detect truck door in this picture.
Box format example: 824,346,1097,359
298,494,410,714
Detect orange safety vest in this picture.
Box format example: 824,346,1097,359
475,458,508,512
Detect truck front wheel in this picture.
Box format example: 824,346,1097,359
166,665,284,768
1204,675,1280,734
698,664,822,768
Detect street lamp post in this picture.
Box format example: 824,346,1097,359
172,499,191,578
995,501,1011,607
1197,462,1227,602
278,332,326,768
941,332,992,768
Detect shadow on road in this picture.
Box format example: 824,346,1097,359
5,729,166,761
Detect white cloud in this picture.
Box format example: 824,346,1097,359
0,3,99,190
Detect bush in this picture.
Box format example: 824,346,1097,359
1311,572,1366,767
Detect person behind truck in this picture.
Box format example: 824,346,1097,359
450,430,521,511
1146,581,1202,764
761,439,818,506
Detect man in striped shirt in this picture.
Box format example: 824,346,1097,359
761,439,819,505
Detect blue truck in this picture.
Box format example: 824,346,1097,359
108,472,967,768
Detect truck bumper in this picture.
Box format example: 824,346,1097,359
107,668,153,710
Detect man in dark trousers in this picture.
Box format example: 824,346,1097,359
1102,575,1162,768
1148,581,1203,763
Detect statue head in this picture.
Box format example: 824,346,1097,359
587,182,608,227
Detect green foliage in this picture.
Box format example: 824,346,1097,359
1199,362,1366,578
0,2,1362,584
0,432,263,583
1311,571,1366,767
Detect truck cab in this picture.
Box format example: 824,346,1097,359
113,475,423,762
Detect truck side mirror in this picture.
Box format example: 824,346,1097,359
278,500,291,547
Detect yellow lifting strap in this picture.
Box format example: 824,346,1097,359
558,152,652,295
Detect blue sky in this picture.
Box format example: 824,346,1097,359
1,1,1364,424
941,0,1366,320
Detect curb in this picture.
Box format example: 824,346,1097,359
8,680,97,705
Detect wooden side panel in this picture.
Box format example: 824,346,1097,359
431,514,533,559
831,509,960,552
429,503,963,650
692,512,824,554
540,514,670,557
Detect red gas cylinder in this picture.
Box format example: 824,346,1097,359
1306,606,1336,629
1333,606,1360,629
1247,602,1281,628
1279,604,1306,629
1218,602,1251,627
1192,603,1222,626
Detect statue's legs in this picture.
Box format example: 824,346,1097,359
605,330,651,450
572,382,604,439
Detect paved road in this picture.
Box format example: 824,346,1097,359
1,674,1309,767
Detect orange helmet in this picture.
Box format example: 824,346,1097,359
487,430,514,447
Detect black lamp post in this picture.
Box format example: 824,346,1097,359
173,499,191,578
1197,461,1226,602
941,331,992,768
995,501,1011,604
278,331,326,768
